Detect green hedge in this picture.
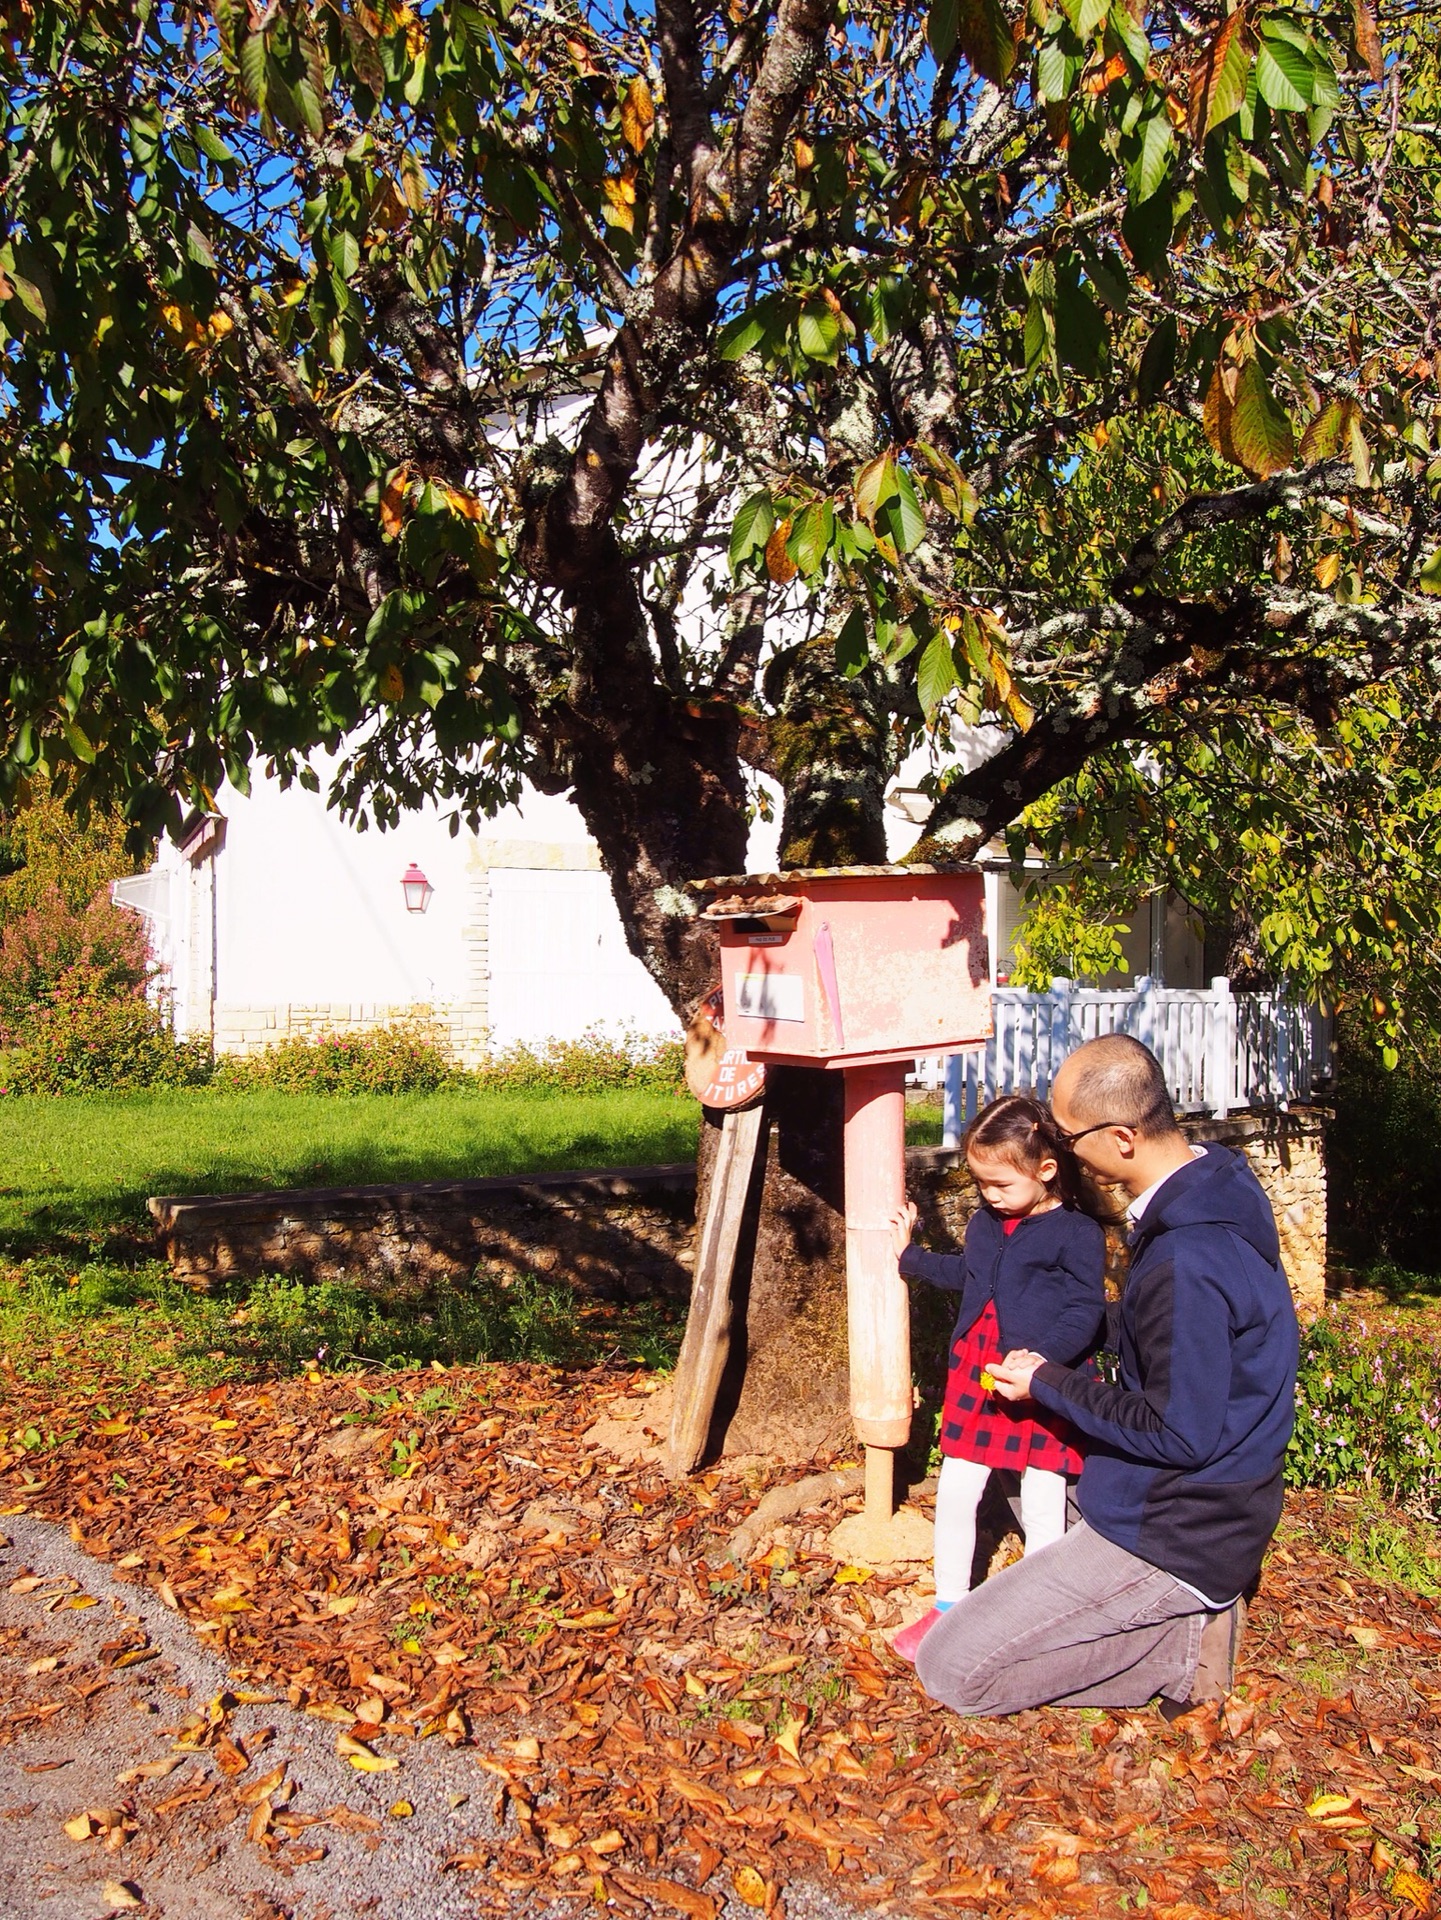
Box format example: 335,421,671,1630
1288,1304,1441,1524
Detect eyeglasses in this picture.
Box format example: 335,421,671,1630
1054,1119,1134,1148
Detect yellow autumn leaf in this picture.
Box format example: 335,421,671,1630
1306,1791,1367,1825
1392,1868,1434,1911
1315,552,1341,588
210,1586,253,1612
620,75,655,153
733,1865,768,1909
102,1879,142,1910
602,173,636,233
63,1813,95,1842
342,1747,400,1774
834,1564,872,1585
327,1594,361,1616
737,1764,768,1787
210,1418,238,1431
684,1673,706,1697
1345,1623,1381,1650
389,1799,415,1818
378,662,406,702
564,1609,618,1628
379,466,410,540
96,1419,131,1436
774,1715,805,1763
441,485,486,522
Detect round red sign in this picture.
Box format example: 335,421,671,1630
684,986,767,1111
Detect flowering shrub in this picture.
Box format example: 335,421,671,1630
472,1025,685,1097
6,965,213,1092
212,1015,462,1095
1288,1306,1441,1524
0,886,151,1045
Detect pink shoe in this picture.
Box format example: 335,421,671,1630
891,1607,947,1665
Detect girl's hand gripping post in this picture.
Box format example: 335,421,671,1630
888,1200,918,1264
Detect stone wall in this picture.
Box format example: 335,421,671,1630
151,1165,696,1300
212,999,491,1065
150,1108,1327,1316
906,1106,1328,1316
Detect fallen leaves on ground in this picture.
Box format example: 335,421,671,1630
4,1361,1441,1917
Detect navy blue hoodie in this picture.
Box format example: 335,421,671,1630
1029,1144,1299,1603
899,1205,1106,1367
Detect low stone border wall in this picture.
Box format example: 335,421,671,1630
150,1164,697,1298
151,1108,1326,1314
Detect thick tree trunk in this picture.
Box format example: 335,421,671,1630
696,1069,852,1463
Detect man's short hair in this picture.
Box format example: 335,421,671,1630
1060,1034,1179,1139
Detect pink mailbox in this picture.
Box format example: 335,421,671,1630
705,867,990,1069
698,865,991,1544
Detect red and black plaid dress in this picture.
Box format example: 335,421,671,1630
939,1221,1084,1474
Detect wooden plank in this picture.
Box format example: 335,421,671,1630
664,1102,766,1479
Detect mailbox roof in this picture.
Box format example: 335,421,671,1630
688,861,981,892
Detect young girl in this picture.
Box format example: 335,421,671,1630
888,1093,1106,1664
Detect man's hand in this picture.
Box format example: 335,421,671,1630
888,1201,918,1263
989,1350,1047,1401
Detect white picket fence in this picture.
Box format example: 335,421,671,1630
911,977,1332,1146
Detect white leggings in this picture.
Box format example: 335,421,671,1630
933,1455,1070,1603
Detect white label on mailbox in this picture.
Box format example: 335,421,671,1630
735,972,805,1022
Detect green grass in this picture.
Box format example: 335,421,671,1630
0,1256,688,1396
0,1086,945,1256
0,1086,707,1255
0,1087,945,1397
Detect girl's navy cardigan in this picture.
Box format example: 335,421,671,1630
899,1205,1107,1366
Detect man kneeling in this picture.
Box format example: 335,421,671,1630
916,1035,1299,1717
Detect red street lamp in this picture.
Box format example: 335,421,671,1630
401,863,432,913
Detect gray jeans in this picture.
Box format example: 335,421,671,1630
915,1520,1209,1715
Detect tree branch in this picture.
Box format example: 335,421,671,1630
906,590,1441,865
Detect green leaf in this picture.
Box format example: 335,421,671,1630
1189,13,1252,139
728,492,774,574
1231,360,1295,478
1127,113,1174,205
194,126,238,169
329,228,361,280
239,33,269,113
61,718,96,763
917,630,959,717
1037,31,1076,104
928,0,959,58
786,500,835,576
717,302,778,361
186,220,217,270
834,606,870,675
1024,299,1054,381
1417,547,1441,596
1137,314,1177,403
885,468,928,553
1121,187,1173,275
796,298,843,364
950,0,1017,86
1055,271,1105,376
1299,399,1344,463
1255,35,1313,112
854,451,898,524
1060,0,1107,40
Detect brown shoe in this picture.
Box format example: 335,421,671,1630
1159,1600,1245,1720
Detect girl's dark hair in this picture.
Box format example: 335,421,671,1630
963,1092,1088,1211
